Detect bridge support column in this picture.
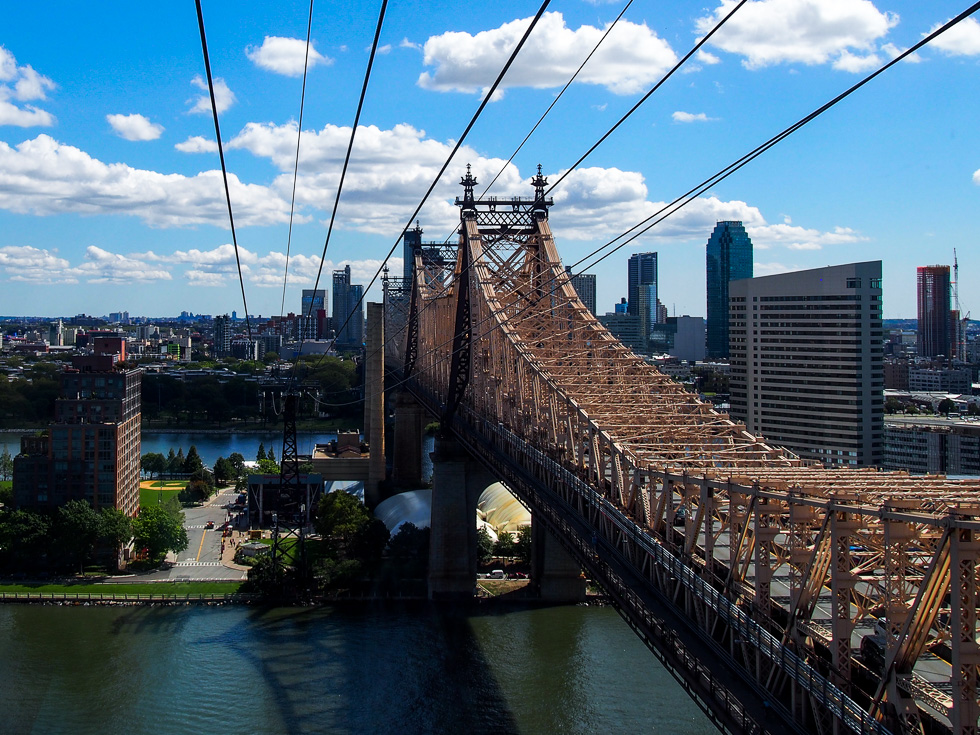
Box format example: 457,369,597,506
392,391,425,488
531,517,586,602
428,436,488,600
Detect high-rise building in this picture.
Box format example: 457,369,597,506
566,267,597,315
301,289,326,340
13,352,142,516
917,265,952,358
728,261,883,467
213,314,232,358
403,224,423,281
627,252,658,317
332,265,365,348
706,221,753,359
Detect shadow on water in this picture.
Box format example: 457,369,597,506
187,602,522,735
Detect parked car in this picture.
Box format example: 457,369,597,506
489,569,505,579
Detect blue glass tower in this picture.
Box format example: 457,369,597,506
706,221,752,358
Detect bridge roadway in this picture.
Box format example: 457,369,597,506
385,173,980,734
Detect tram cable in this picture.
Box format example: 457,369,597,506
194,0,253,339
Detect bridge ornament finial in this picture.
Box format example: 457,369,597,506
531,164,549,220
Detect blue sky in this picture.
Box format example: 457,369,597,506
1,0,979,320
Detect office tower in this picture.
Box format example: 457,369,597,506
332,265,365,348
566,266,597,315
301,289,326,340
13,351,142,516
917,265,952,358
706,221,753,359
213,314,232,358
728,261,883,467
627,252,658,317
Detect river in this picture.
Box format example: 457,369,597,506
0,603,711,734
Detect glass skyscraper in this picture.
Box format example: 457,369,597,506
627,252,658,317
706,221,753,359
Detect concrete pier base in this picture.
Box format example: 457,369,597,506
428,436,492,600
531,517,587,603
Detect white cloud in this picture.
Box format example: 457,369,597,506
375,45,392,55
0,244,75,283
928,16,980,56
832,49,881,72
0,134,297,228
672,111,717,123
175,135,218,153
754,261,793,276
418,12,677,95
696,0,898,70
747,223,866,250
187,75,235,115
106,113,164,141
973,168,980,185
400,38,422,52
0,47,56,127
696,50,721,65
245,36,331,76
186,269,227,287
75,246,173,284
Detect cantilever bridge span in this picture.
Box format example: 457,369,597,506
383,171,980,735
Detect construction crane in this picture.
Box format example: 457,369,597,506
953,249,970,361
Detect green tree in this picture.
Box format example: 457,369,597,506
54,500,101,573
141,452,166,479
256,443,267,461
98,508,133,549
970,403,980,417
0,509,50,571
884,397,902,415
514,524,532,565
132,498,188,562
213,456,234,486
315,490,371,546
493,530,514,558
938,398,956,416
256,458,280,475
165,448,179,473
477,526,494,565
183,445,204,474
227,452,246,478
263,351,280,364
0,446,12,481
267,446,276,463
351,518,390,566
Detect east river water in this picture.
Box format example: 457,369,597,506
0,603,712,734
0,431,714,733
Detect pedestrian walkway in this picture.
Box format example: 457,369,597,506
174,561,223,567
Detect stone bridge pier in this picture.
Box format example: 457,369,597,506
427,434,585,602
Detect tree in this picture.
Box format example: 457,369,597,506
351,518,390,566
477,526,494,565
970,403,980,417
228,452,246,479
263,351,280,364
141,452,166,479
132,498,188,563
213,456,234,486
54,500,101,573
514,524,532,565
0,446,12,481
165,448,179,474
183,445,204,474
315,490,371,546
884,397,902,415
267,446,276,463
98,508,133,549
256,443,267,461
493,530,514,558
938,398,956,416
256,458,280,475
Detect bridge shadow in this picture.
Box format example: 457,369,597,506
184,602,522,734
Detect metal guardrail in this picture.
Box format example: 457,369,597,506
0,591,261,603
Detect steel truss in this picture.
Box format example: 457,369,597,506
384,172,980,735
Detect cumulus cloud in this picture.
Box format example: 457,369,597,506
747,223,866,250
418,11,677,95
175,135,218,153
245,36,331,76
400,38,422,52
672,111,717,123
0,134,297,228
0,244,75,283
832,50,881,72
928,16,980,56
754,261,793,276
75,246,173,283
973,168,980,185
106,113,164,141
187,75,235,114
0,46,56,127
696,0,898,70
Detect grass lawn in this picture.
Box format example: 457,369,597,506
0,581,243,596
138,480,186,508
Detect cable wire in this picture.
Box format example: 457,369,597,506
279,0,317,325
194,0,252,339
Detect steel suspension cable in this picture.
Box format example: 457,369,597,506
194,0,252,339
278,0,317,325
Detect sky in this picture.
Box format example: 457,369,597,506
1,0,979,320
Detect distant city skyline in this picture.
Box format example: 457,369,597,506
1,2,979,318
